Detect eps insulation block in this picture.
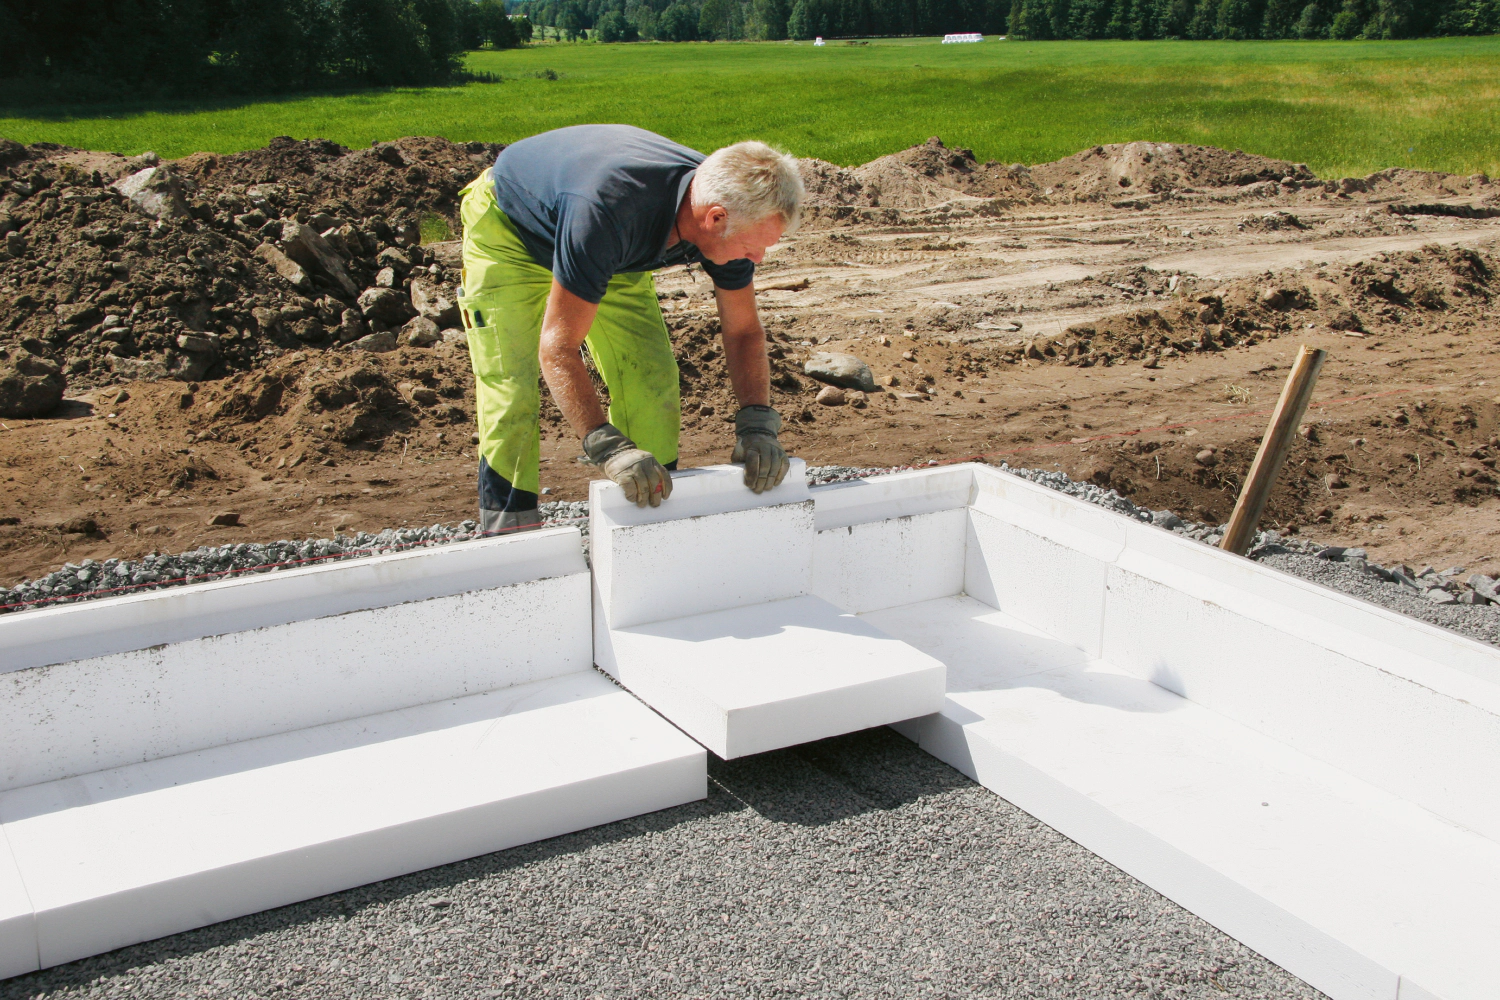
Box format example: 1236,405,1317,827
0,672,705,971
592,463,946,758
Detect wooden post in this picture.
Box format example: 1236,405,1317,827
1220,345,1327,556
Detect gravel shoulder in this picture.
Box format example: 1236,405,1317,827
0,729,1327,1000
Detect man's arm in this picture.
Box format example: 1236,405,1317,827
715,282,790,493
714,283,770,408
538,279,606,437
540,279,672,506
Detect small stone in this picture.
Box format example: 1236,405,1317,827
411,278,460,327
375,266,398,288
1194,449,1217,466
1324,473,1347,489
208,512,241,527
176,333,219,355
898,392,927,401
338,308,367,343
1315,546,1347,561
412,387,439,406
400,316,441,347
803,352,877,392
815,385,846,406
61,517,97,534
698,404,714,416
253,242,311,292
1425,589,1457,605
848,390,868,408
358,286,414,325
352,331,397,353
0,351,66,419
1151,510,1186,531
1259,288,1286,309
881,374,899,387
1458,590,1490,606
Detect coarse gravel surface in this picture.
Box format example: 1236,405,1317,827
0,729,1326,1000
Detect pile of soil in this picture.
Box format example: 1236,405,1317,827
0,136,501,400
798,137,1496,222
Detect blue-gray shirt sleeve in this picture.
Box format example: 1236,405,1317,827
553,194,624,304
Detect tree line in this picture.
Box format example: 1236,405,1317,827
1,0,1491,101
518,0,1496,40
0,0,530,97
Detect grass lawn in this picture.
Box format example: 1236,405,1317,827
3,37,1498,177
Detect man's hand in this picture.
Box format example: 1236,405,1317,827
584,422,673,507
731,405,789,494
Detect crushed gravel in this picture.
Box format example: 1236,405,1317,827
0,729,1325,1000
4,462,1496,650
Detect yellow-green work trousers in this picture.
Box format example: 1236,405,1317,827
458,169,680,530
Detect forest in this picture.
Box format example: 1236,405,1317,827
0,0,1494,99
512,0,1499,41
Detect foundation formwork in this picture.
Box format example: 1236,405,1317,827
1,462,1497,1000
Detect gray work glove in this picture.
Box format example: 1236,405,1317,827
731,405,790,494
583,422,673,508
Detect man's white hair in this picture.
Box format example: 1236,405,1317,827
694,140,803,235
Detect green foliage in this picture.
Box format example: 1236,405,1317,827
0,0,515,95
419,212,456,243
5,37,1499,180
1003,0,1499,38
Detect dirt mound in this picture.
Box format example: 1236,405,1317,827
1009,243,1495,369
0,136,498,396
799,138,1039,215
1029,141,1311,203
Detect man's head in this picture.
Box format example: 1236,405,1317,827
683,141,803,265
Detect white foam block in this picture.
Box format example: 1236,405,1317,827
1,572,591,793
814,508,967,615
0,672,705,970
872,595,1500,1000
608,595,946,758
0,827,35,980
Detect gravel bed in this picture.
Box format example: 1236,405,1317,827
0,729,1324,1000
5,463,1496,650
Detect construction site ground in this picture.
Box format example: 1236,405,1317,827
1,136,1498,589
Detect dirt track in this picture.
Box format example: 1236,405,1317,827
2,137,1498,587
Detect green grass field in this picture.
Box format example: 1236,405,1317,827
3,37,1498,177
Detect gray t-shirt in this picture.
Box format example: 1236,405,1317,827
491,124,756,304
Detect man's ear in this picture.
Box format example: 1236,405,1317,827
706,205,730,233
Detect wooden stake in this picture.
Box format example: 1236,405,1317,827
1220,345,1327,556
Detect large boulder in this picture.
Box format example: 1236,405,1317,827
410,278,460,328
357,286,414,326
0,351,66,418
803,351,877,392
279,222,359,298
112,166,190,221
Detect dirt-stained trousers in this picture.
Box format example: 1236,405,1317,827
457,169,681,533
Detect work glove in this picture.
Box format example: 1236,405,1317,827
731,405,790,494
583,422,673,508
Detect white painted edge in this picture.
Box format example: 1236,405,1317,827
590,460,810,527
0,527,586,673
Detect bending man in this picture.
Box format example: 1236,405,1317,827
457,124,804,532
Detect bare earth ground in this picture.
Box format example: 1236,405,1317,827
2,137,1498,587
